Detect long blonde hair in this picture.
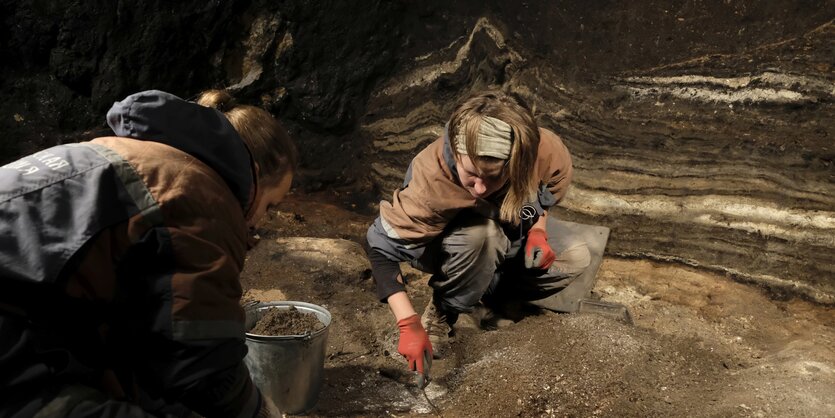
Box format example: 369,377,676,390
197,90,298,183
448,90,540,225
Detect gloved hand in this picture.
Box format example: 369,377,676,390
396,314,432,386
524,228,556,269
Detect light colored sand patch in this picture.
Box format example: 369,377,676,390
563,186,835,247
618,71,834,104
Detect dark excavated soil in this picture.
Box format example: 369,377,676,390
249,306,325,336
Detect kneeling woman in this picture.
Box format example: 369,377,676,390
367,90,590,378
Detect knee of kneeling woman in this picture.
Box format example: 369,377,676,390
559,242,591,275
446,218,507,255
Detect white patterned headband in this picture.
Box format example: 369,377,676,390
454,116,513,160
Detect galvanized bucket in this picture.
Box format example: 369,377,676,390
244,301,332,414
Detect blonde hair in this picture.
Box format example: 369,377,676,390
448,90,540,225
197,90,298,182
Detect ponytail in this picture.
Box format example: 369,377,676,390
197,89,298,182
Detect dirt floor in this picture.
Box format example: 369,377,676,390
241,191,835,418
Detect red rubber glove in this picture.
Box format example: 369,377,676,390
396,314,432,384
524,228,556,269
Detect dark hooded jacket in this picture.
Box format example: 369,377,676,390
0,91,261,417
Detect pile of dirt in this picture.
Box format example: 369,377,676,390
442,313,728,417
249,306,325,336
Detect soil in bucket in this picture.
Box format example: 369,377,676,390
250,306,326,336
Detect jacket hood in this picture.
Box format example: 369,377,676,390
106,90,254,212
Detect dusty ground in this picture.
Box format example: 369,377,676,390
241,191,835,418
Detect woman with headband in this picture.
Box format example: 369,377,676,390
366,90,590,382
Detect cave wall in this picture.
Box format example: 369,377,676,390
363,2,835,303
0,0,405,181
1,1,833,302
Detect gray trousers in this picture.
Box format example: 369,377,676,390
411,216,591,313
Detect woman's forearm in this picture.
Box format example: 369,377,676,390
532,210,548,230
387,287,417,321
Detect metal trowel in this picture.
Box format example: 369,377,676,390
577,298,633,324
416,349,432,388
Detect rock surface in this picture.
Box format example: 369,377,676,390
1,2,832,304
359,6,835,303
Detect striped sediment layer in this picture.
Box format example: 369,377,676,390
361,17,834,304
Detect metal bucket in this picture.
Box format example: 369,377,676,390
244,301,332,415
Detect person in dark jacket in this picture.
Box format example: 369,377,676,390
0,89,296,417
366,90,590,383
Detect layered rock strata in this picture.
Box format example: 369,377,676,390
362,16,834,303
1,2,832,302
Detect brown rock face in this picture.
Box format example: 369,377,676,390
1,1,833,301
361,5,835,304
